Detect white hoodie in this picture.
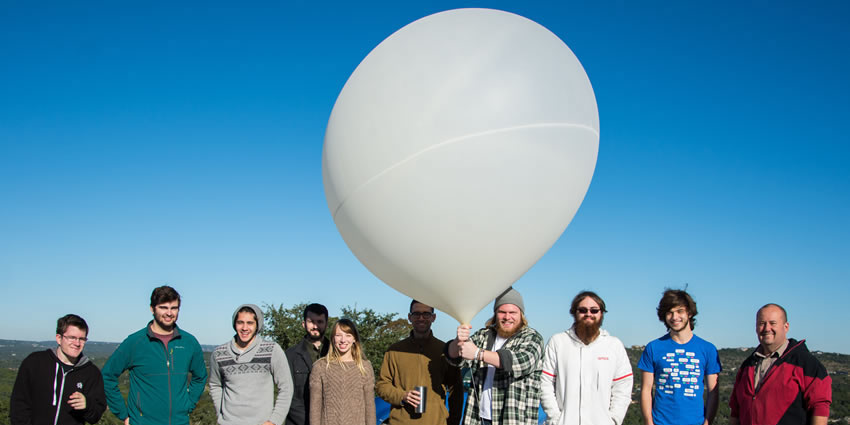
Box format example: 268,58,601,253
540,327,633,425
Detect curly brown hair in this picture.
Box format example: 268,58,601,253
656,289,697,330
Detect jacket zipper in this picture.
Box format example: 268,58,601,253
163,342,172,425
578,344,584,422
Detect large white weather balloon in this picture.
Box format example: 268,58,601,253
322,8,599,324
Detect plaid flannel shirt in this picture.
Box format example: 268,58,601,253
448,325,544,425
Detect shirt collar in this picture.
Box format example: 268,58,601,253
756,339,789,359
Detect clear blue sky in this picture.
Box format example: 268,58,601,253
2,1,848,354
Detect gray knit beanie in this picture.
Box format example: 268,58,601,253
232,304,264,333
494,287,524,313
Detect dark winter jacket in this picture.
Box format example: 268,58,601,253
285,336,329,425
730,339,832,425
10,348,106,425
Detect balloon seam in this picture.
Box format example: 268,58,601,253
331,122,599,219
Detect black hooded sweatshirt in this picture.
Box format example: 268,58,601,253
10,348,107,425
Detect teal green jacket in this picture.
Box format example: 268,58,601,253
102,322,208,425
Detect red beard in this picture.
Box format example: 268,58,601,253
496,322,523,339
574,317,602,345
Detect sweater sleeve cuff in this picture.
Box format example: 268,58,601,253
445,341,461,364
495,348,512,371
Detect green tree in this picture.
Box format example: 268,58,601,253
337,305,410,377
261,303,411,379
261,302,309,350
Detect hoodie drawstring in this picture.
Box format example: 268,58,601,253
52,362,59,406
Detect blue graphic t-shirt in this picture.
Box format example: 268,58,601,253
638,334,722,425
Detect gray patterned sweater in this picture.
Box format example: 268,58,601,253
209,338,293,425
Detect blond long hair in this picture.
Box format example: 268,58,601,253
323,318,368,376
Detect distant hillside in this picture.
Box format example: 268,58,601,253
1,340,847,425
0,339,216,369
0,339,215,425
0,340,120,368
622,345,850,425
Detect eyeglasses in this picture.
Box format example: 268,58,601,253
409,312,433,319
62,335,88,343
576,307,601,315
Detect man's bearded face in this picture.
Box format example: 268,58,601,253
495,304,523,339
573,297,603,345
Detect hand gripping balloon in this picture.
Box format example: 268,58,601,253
322,8,599,324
